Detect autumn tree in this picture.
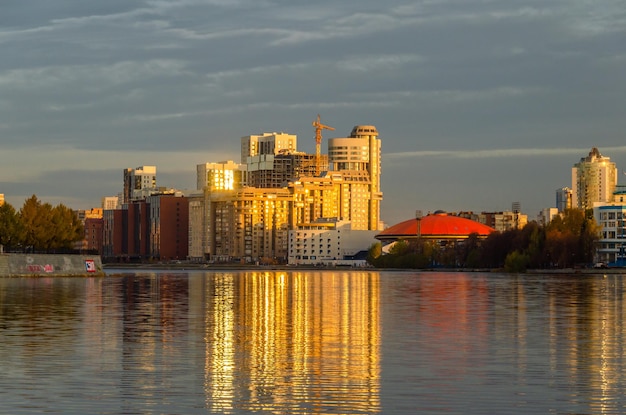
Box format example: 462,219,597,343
544,208,599,267
18,195,84,252
0,202,22,252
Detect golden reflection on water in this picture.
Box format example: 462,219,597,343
6,272,626,413
195,271,381,414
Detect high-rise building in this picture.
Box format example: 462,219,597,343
248,152,327,188
572,148,617,210
328,125,383,230
241,133,320,187
191,124,384,262
208,187,293,261
123,166,157,203
556,187,573,212
241,132,297,164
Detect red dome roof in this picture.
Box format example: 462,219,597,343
377,212,495,240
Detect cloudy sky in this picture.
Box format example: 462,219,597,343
0,0,624,225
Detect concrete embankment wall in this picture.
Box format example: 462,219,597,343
0,254,105,277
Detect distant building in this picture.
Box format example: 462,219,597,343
479,211,528,232
102,194,188,262
147,194,189,261
248,152,327,188
572,148,617,210
74,208,104,253
538,208,559,225
197,160,247,191
556,187,572,212
240,132,327,188
375,212,495,258
187,191,206,261
594,200,626,266
101,196,119,210
328,125,383,230
83,217,103,254
241,132,297,164
123,165,157,203
287,219,378,266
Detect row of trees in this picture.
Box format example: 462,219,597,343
0,195,84,253
367,209,601,272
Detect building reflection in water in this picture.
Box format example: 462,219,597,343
192,271,381,414
389,273,626,412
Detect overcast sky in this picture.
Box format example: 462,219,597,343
1,0,625,226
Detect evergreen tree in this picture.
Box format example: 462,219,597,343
0,202,22,252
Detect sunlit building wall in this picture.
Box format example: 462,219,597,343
123,165,157,203
328,125,383,231
101,196,119,210
241,132,297,164
188,192,206,261
208,188,292,261
288,219,378,265
288,175,340,225
196,161,246,192
572,148,617,210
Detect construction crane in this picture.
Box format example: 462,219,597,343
312,114,335,176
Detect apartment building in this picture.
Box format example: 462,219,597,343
572,148,617,210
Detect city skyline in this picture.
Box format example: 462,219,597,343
1,1,624,226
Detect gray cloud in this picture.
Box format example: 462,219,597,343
0,0,624,224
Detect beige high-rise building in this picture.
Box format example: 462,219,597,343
208,187,293,261
328,125,383,230
572,148,618,210
192,124,383,262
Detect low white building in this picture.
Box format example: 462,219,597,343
288,219,378,266
594,200,626,266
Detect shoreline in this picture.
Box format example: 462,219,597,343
102,262,626,275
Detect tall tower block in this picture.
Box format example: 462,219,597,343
572,147,617,210
328,125,382,230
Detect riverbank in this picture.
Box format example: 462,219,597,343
0,254,105,277
102,262,626,275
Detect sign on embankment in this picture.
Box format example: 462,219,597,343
0,254,105,277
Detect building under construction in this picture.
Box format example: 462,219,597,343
248,151,328,188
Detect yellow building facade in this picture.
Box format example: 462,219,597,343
194,124,382,262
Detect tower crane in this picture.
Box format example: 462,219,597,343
312,114,335,176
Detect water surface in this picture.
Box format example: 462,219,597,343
1,270,625,414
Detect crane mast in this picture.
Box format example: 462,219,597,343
312,114,335,176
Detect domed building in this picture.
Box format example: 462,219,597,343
376,211,495,243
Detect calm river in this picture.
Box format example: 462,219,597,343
1,270,626,414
